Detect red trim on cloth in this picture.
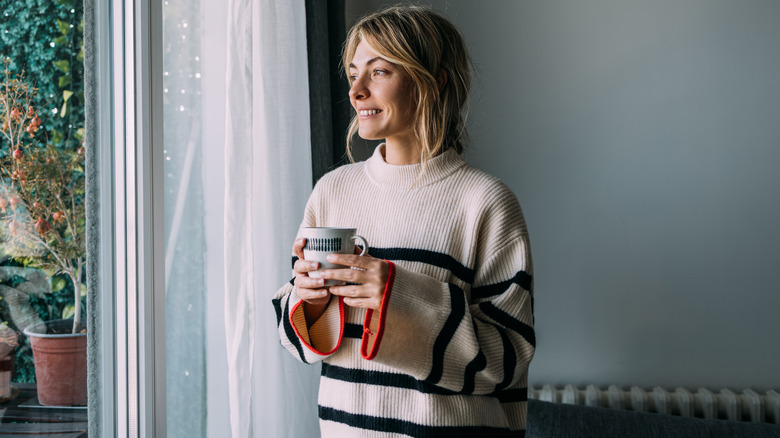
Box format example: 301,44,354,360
290,296,345,356
361,261,396,360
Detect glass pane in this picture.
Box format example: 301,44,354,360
163,0,229,435
0,0,88,435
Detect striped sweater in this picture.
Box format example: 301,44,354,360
273,145,535,437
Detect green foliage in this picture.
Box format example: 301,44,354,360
28,278,78,320
0,0,84,151
0,61,87,291
0,0,85,380
2,273,27,289
14,342,35,382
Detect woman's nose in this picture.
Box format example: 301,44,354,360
349,77,369,100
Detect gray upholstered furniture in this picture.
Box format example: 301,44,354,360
527,399,780,438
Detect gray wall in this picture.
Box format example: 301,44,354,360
347,0,780,391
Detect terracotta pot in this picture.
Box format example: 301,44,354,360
24,319,87,406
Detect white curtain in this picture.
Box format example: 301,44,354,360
223,0,320,437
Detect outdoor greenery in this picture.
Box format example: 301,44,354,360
0,0,84,151
0,0,84,383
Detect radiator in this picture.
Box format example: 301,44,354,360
530,384,780,424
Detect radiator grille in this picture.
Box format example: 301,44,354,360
530,384,780,424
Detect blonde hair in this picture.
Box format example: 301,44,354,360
343,4,472,168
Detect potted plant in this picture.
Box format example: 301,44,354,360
0,59,86,406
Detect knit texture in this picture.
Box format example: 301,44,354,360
273,145,535,437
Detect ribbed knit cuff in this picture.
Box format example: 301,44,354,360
360,261,396,360
290,295,345,356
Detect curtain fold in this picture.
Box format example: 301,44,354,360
305,0,350,183
223,0,318,436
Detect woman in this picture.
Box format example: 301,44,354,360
273,5,534,437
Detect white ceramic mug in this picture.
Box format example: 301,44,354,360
301,227,369,286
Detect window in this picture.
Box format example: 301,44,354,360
0,1,91,435
112,0,230,435
2,0,231,435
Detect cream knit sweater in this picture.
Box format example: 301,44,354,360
273,145,534,437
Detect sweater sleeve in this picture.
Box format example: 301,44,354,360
272,284,345,363
271,182,346,364
361,197,534,396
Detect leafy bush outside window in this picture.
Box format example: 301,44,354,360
0,0,84,383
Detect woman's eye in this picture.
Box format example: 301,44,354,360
374,69,386,76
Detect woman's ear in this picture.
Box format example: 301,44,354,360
437,70,448,91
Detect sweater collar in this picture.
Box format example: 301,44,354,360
365,144,466,188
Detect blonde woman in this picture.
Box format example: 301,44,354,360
273,5,534,437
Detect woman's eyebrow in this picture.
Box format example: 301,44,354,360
348,57,385,69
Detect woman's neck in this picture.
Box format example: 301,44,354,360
383,138,422,165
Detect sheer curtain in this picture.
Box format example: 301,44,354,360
223,0,319,437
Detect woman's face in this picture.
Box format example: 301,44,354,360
348,41,417,148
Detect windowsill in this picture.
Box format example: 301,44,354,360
0,383,88,437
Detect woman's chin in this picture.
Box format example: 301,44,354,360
357,130,382,141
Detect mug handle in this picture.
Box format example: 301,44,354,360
352,235,369,256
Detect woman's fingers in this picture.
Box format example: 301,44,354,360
327,253,366,269
342,296,381,309
322,265,363,284
294,275,330,304
294,258,320,274
294,273,326,289
291,237,332,306
321,256,387,284
327,283,362,297
301,293,330,306
327,283,379,305
322,255,389,311
293,238,306,261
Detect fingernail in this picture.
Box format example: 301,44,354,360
310,261,319,269
317,278,325,286
326,254,336,261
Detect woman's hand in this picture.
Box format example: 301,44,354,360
322,253,389,310
292,238,331,323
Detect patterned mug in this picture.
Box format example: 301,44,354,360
301,227,369,286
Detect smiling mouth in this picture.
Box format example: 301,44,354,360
359,109,382,116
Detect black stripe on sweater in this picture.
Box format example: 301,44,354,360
322,363,528,399
272,298,283,327
343,323,363,339
426,283,466,385
369,247,475,284
318,406,520,437
497,387,528,403
494,328,517,394
461,320,487,394
322,363,460,396
471,270,532,300
282,294,307,363
479,302,536,349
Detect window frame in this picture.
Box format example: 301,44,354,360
105,0,166,436
91,0,118,436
